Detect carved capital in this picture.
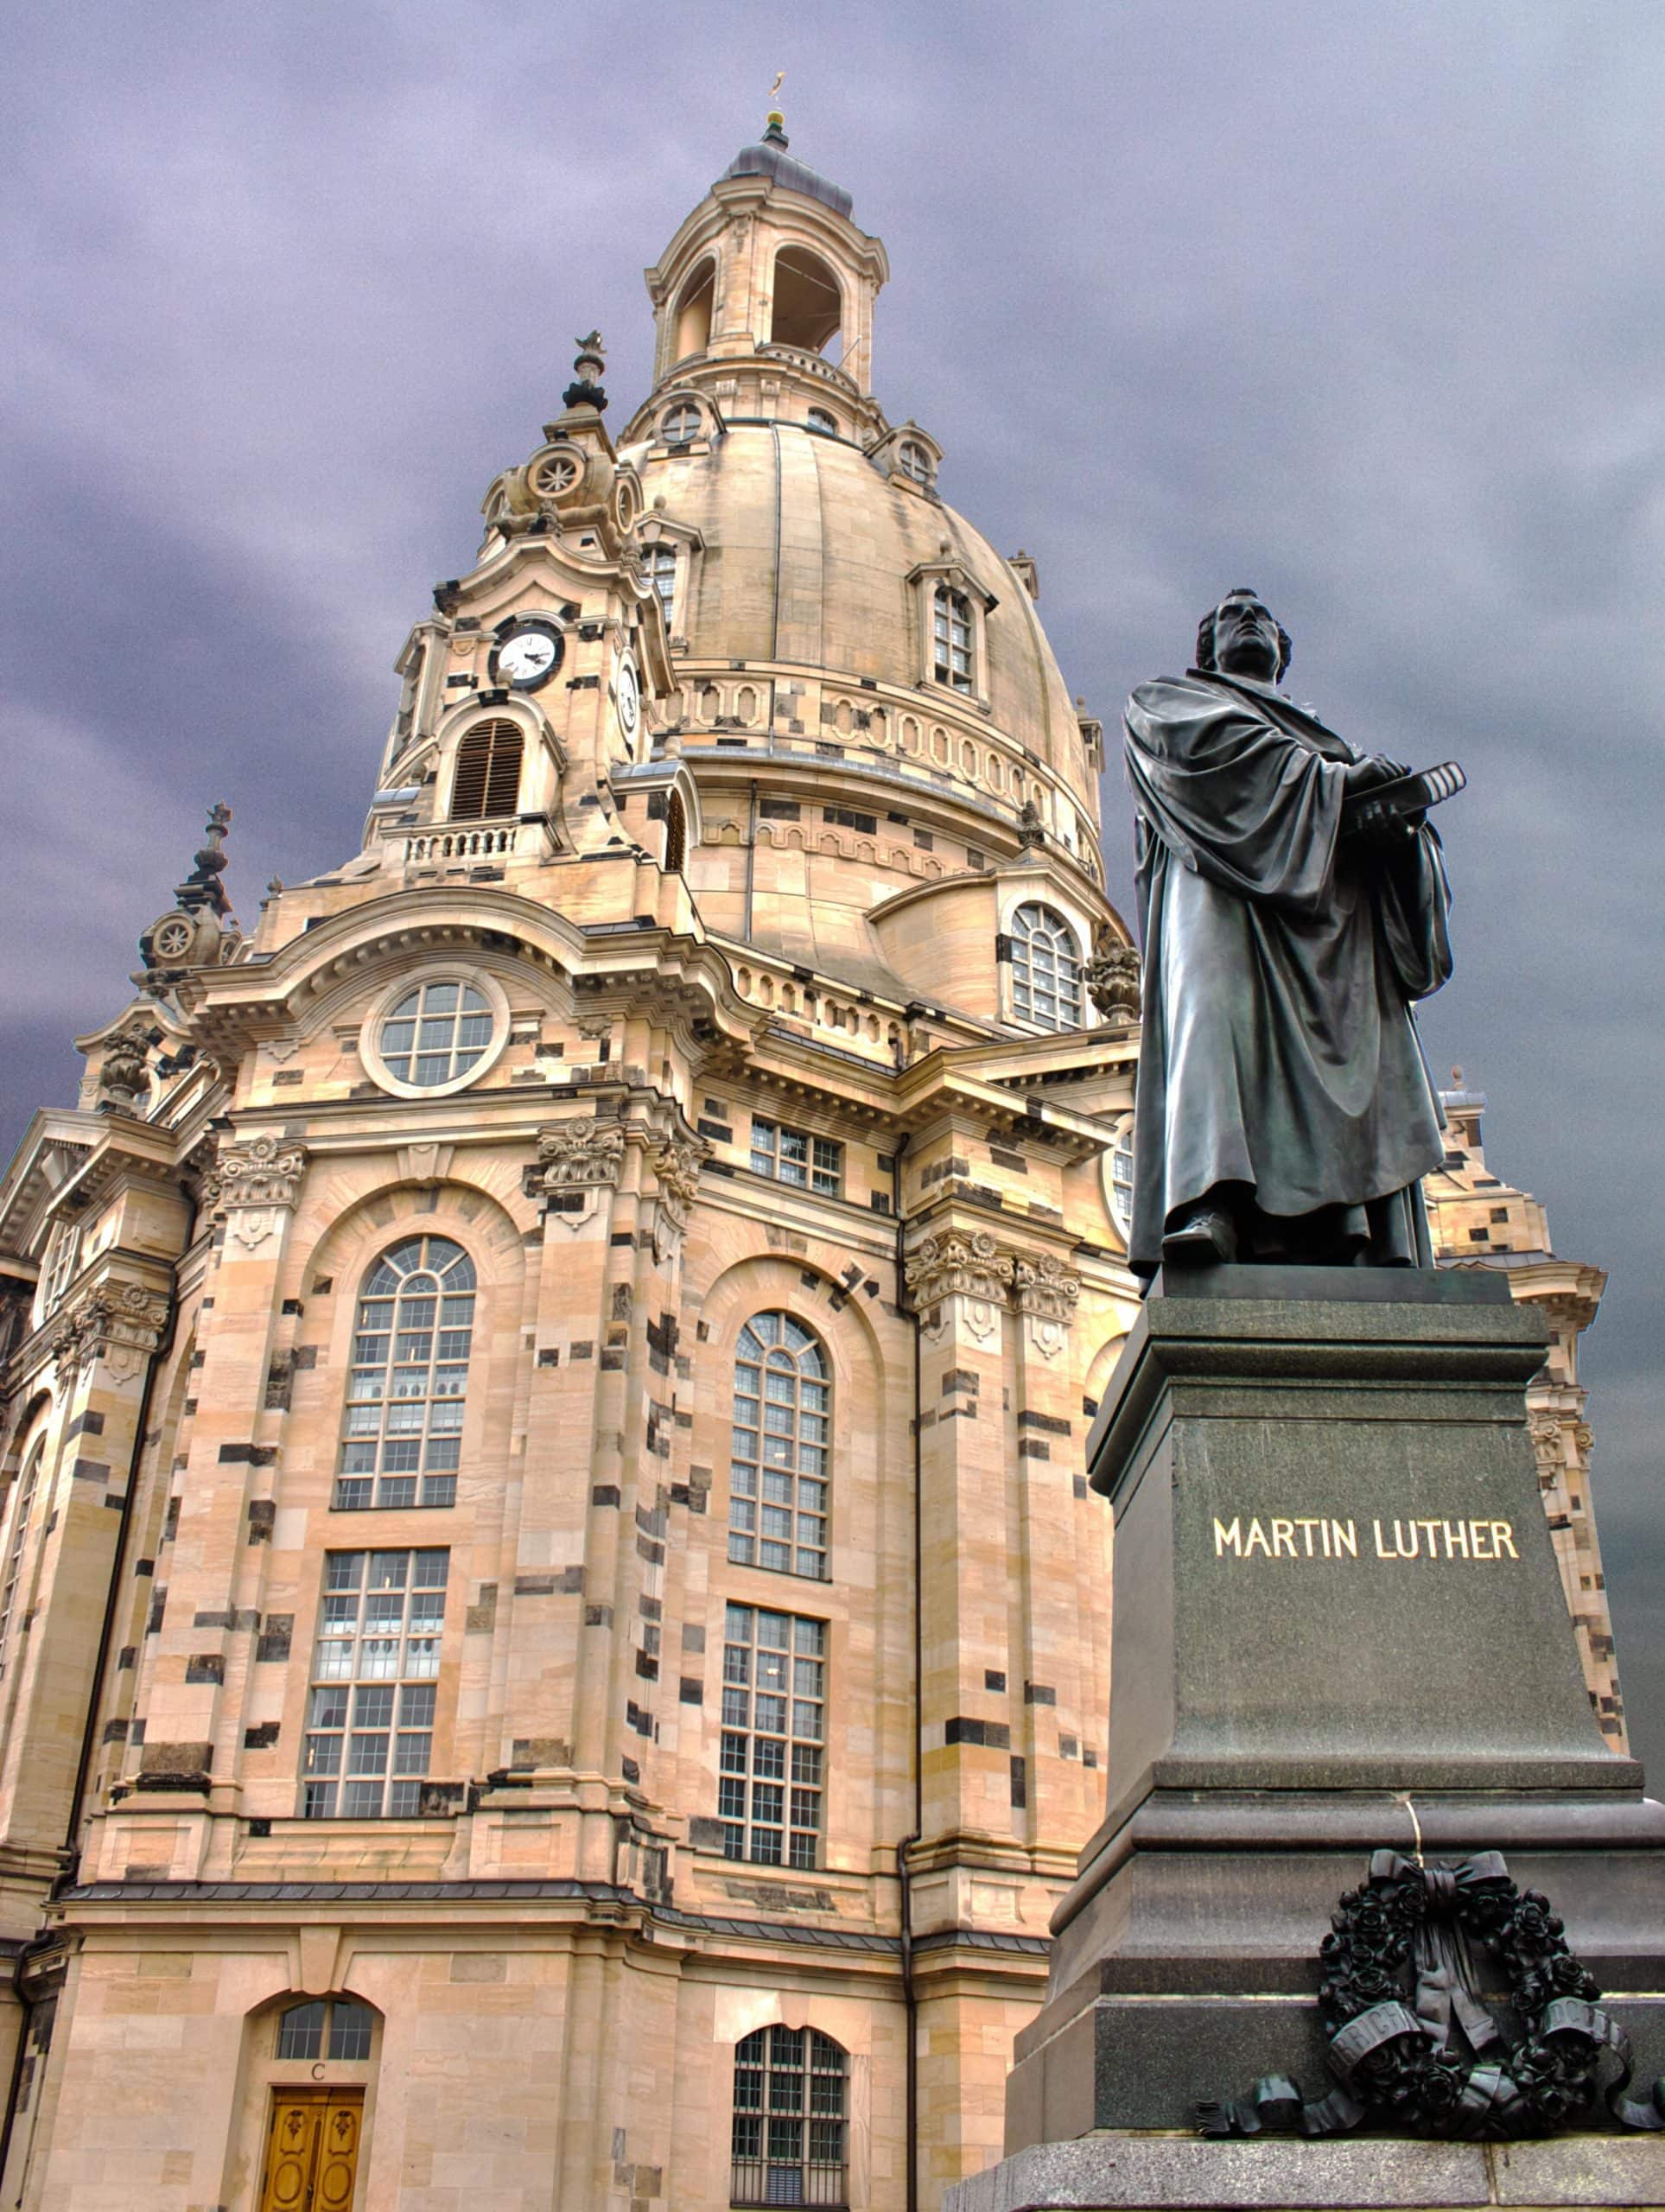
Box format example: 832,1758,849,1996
1011,1251,1082,1362
1011,1252,1083,1324
906,1233,1014,1343
536,1117,626,1192
219,1135,307,1211
51,1282,171,1382
217,1134,308,1251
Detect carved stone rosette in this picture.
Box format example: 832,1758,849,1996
1012,1251,1083,1361
905,1232,1014,1344
537,1118,626,1192
50,1283,171,1382
217,1134,308,1250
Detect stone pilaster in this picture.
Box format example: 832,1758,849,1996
124,1135,305,1860
905,1230,1015,1851
1007,1250,1096,1844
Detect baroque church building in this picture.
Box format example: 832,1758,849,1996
0,124,1624,2211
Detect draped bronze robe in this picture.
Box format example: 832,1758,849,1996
1122,669,1452,1276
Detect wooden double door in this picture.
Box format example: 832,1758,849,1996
257,2089,363,2212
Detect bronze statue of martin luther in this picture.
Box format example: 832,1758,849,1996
1123,588,1462,1277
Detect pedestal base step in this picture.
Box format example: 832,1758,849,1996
944,2132,1665,2212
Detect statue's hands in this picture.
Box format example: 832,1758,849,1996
1343,754,1408,794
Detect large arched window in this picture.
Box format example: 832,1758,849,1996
449,718,523,821
1011,903,1083,1031
731,2026,848,2207
0,1441,43,1676
338,1236,474,1510
729,1313,829,1579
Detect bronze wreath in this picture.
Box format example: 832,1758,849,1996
1198,1848,1665,2140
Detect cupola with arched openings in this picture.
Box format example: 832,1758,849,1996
640,112,890,427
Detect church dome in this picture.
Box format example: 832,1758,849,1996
620,416,1099,835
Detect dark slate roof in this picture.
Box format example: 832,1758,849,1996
721,141,853,220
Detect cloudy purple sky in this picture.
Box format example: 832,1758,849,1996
5,4,1662,1772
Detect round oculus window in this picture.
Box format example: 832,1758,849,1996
362,969,511,1099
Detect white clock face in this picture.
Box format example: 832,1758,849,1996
499,631,558,684
617,658,640,733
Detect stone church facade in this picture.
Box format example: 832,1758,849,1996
0,124,1624,2211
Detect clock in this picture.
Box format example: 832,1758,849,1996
491,620,564,691
616,655,640,736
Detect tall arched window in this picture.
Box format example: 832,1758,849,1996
338,1236,474,1510
664,789,688,875
932,584,973,692
1011,903,1083,1032
729,1313,829,1579
449,719,523,821
0,1442,43,1676
1107,1113,1135,1241
730,2026,848,2207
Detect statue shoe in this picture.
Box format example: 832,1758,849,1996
1161,1205,1238,1266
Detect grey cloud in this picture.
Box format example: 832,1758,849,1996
3,0,1661,1772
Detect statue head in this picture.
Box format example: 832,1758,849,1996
1196,588,1292,683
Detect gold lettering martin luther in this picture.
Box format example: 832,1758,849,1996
1211,1516,1520,1563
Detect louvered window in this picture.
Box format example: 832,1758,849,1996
664,790,688,874
450,720,523,821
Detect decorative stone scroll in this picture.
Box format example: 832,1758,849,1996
537,1118,626,1192
905,1232,1014,1345
650,1134,709,1231
218,1135,308,1250
1012,1252,1084,1361
50,1283,171,1382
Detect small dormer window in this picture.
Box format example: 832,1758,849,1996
933,586,974,694
642,543,677,613
661,401,701,448
807,407,836,435
898,440,933,486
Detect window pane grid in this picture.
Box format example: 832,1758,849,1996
643,544,677,610
303,1549,448,1818
336,1236,473,1509
731,2025,848,2206
728,1314,830,1581
750,1116,842,1197
378,983,493,1090
933,585,974,692
718,1606,825,1867
1010,904,1083,1033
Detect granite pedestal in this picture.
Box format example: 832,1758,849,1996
952,1268,1665,2211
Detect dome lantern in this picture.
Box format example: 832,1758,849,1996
641,128,889,409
